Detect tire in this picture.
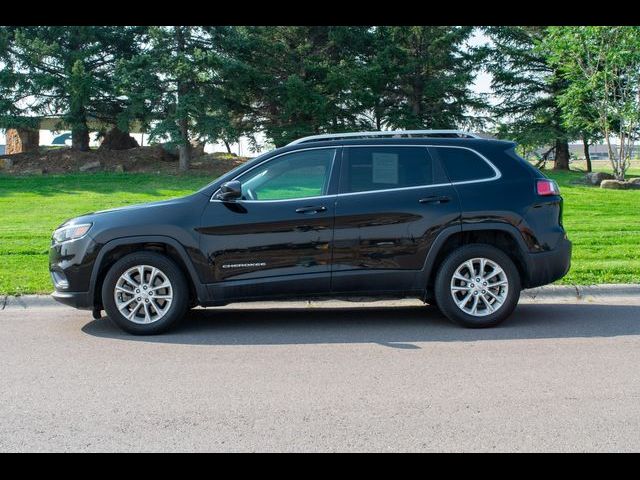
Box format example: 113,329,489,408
102,251,189,335
434,244,521,328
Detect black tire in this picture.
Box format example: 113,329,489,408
102,251,189,335
434,244,521,328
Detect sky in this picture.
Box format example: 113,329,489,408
469,30,493,95
0,29,495,154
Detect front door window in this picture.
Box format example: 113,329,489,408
237,148,337,201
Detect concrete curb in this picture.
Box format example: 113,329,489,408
1,284,639,310
521,284,640,300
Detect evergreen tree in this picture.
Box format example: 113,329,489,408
0,26,142,150
232,26,370,147
485,26,573,170
372,26,486,130
117,26,242,170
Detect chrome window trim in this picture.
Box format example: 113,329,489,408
210,144,501,203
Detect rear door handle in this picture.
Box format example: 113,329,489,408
419,195,451,204
295,206,327,214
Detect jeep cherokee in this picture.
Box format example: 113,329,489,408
49,130,572,334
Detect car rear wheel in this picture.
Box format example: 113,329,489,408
434,244,521,328
102,251,189,334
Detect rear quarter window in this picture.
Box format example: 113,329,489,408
431,147,497,183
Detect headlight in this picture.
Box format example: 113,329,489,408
52,223,92,244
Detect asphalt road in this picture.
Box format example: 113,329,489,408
1,295,640,452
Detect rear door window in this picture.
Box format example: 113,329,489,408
340,146,447,194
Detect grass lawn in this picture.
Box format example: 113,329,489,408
0,173,214,295
1,165,639,295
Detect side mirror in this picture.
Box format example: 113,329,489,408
217,180,242,201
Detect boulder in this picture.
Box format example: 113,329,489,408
6,128,40,154
22,168,44,175
99,127,139,150
628,177,640,186
585,172,614,186
0,157,13,169
190,140,205,158
153,144,178,162
601,179,640,190
79,160,101,172
114,164,125,173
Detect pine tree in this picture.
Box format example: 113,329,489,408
371,26,486,130
0,26,142,150
117,26,242,170
485,26,573,170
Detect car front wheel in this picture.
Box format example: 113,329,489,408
434,244,521,328
102,251,189,335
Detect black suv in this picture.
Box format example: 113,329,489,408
50,130,571,334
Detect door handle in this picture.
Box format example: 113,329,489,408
419,195,451,205
295,205,327,214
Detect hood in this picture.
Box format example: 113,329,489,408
57,193,202,229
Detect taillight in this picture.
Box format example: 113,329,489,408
536,179,560,196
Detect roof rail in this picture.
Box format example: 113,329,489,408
287,129,483,146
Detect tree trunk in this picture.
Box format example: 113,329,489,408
175,26,190,172
223,140,232,154
553,139,570,170
410,76,424,123
582,136,592,173
177,116,190,172
72,124,90,151
178,143,190,172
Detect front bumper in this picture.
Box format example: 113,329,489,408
524,238,572,288
49,235,99,310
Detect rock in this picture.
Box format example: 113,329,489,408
6,128,40,154
190,161,203,167
190,140,205,158
601,180,626,189
585,172,614,186
114,164,125,173
0,157,13,169
99,127,139,150
628,177,640,185
22,168,44,175
601,179,640,190
79,160,101,172
152,144,178,162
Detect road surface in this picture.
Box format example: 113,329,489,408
1,295,639,452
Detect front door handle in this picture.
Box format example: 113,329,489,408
419,195,451,205
295,205,327,214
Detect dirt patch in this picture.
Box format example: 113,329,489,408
0,146,250,175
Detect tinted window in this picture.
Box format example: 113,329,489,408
433,147,496,182
342,147,442,193
237,148,336,201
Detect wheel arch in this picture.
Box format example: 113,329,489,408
420,223,531,295
89,236,206,309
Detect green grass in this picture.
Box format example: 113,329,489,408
1,166,639,295
0,173,213,295
542,167,640,285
